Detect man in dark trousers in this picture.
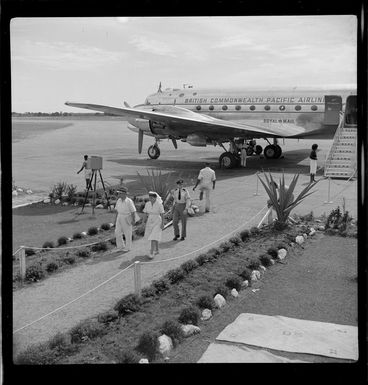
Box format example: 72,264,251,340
170,179,191,241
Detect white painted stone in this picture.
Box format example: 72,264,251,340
201,309,212,321
12,190,18,196
259,265,266,272
43,198,51,204
17,188,23,192
62,202,69,206
278,248,287,260
290,242,295,247
214,294,226,308
54,199,61,205
139,358,149,364
318,225,325,231
241,280,249,288
81,232,87,237
181,324,201,337
309,228,316,236
295,235,304,245
303,233,308,239
109,223,115,227
26,189,33,194
67,237,73,242
231,289,239,297
158,334,173,358
251,270,261,281
95,204,104,209
270,259,275,265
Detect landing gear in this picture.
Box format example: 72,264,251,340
263,144,282,159
219,152,238,169
147,144,160,159
255,145,263,155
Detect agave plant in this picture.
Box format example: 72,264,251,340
258,172,318,229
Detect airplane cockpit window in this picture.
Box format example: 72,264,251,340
295,105,301,111
196,105,201,110
264,105,271,111
311,105,318,111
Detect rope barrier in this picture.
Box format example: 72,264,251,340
13,262,136,334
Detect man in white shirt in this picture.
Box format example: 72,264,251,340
193,162,216,213
114,186,137,252
170,179,191,241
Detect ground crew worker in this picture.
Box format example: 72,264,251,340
171,179,191,241
309,143,318,183
241,143,247,167
193,162,216,213
114,186,137,252
77,154,92,190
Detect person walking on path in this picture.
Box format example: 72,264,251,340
240,143,248,168
309,143,318,183
193,162,216,213
113,186,137,252
77,154,93,190
142,191,165,259
169,179,191,241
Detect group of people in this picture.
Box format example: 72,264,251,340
112,162,216,259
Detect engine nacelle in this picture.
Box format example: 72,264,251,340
149,120,167,135
186,134,207,147
132,118,150,132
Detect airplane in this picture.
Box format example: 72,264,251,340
65,83,357,169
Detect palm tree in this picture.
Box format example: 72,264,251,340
258,172,318,229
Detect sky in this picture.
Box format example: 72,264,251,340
10,16,357,113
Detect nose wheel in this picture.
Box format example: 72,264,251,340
147,145,161,159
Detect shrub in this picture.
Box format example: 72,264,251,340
267,247,278,259
181,259,199,274
25,264,45,282
166,268,186,284
63,255,76,265
15,344,57,365
325,228,338,236
249,226,260,235
214,284,230,299
70,321,106,344
142,286,157,298
25,248,36,257
196,295,215,310
229,235,242,246
248,259,261,270
114,294,142,317
46,262,59,273
73,232,82,239
47,332,68,350
259,254,272,267
178,306,201,326
195,253,209,266
136,330,160,361
57,236,68,246
66,184,77,201
160,320,184,347
100,223,111,231
152,278,170,294
224,276,243,291
218,241,232,253
239,267,252,281
87,226,99,236
42,241,54,249
77,250,90,259
239,229,250,241
301,211,314,222
97,310,119,324
109,237,117,246
117,349,140,364
50,181,67,201
91,242,108,252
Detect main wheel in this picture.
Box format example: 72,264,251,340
255,145,263,155
246,146,254,156
219,152,237,169
147,145,160,159
274,145,282,159
264,145,277,159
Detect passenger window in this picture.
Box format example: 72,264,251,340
250,105,256,111
295,105,301,111
196,105,201,110
264,105,271,111
193,92,197,96
179,93,184,97
209,105,214,110
222,105,228,110
235,105,241,110
279,105,286,111
311,105,318,111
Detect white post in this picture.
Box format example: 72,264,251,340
253,171,260,196
257,207,272,228
134,261,142,297
324,177,333,204
19,246,26,281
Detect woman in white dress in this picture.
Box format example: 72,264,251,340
143,191,165,259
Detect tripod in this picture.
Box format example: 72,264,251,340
81,169,112,214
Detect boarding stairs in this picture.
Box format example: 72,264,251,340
324,111,357,179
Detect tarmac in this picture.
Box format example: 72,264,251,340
12,169,358,357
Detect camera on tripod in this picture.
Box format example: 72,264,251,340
86,156,103,170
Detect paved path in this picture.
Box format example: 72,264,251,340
12,172,357,356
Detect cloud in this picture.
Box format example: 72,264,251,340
129,36,177,57
11,40,125,70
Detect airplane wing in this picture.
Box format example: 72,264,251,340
65,102,305,138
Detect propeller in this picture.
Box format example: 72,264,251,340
171,138,178,149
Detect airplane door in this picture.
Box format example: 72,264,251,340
324,95,342,125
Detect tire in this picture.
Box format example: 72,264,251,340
246,146,254,156
147,145,160,159
264,145,277,159
219,152,237,169
274,145,282,159
255,145,263,155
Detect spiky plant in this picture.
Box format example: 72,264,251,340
258,172,318,229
